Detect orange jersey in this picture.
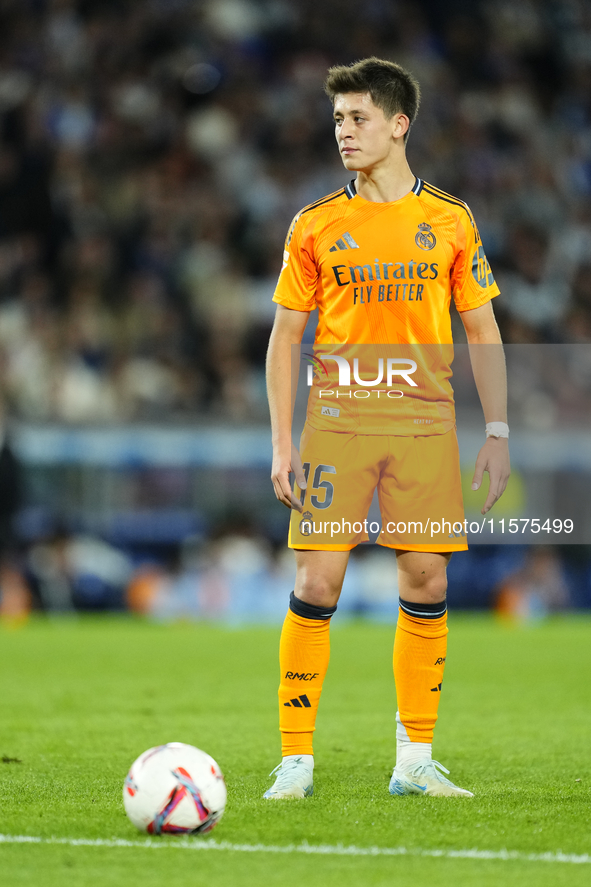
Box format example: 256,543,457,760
273,177,499,435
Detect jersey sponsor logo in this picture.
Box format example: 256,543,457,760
329,231,360,251
331,259,438,286
284,671,319,681
434,657,446,665
415,222,436,250
472,245,495,287
331,260,437,304
354,283,424,304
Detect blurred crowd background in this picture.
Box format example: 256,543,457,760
0,0,590,621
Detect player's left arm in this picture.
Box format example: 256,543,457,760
459,300,510,514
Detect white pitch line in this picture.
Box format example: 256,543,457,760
0,834,589,865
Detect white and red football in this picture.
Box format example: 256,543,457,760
123,743,226,835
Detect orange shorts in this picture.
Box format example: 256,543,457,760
288,425,467,552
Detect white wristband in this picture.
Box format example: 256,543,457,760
486,422,509,439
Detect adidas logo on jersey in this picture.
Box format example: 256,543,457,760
283,694,312,708
329,232,360,251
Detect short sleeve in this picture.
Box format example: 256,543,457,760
272,212,318,312
451,209,500,312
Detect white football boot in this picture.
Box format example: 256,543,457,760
389,759,473,797
263,754,314,799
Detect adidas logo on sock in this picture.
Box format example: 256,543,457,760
430,683,442,692
329,232,360,251
283,694,311,708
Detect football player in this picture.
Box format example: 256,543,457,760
265,57,510,799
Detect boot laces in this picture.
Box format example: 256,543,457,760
409,759,452,782
268,757,309,789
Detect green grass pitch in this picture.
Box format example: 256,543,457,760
0,614,590,886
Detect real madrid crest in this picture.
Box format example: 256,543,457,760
299,511,313,536
415,222,436,251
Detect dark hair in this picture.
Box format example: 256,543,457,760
324,57,421,142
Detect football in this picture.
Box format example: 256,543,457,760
123,743,227,835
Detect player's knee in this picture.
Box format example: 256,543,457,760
295,574,341,609
418,573,447,603
403,571,447,604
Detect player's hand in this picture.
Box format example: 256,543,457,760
271,443,307,512
471,437,510,514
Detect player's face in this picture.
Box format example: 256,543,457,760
333,92,405,172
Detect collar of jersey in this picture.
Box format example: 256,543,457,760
346,176,422,205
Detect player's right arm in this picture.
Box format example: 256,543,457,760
266,304,310,511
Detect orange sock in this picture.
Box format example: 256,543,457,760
393,598,448,744
278,592,335,756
